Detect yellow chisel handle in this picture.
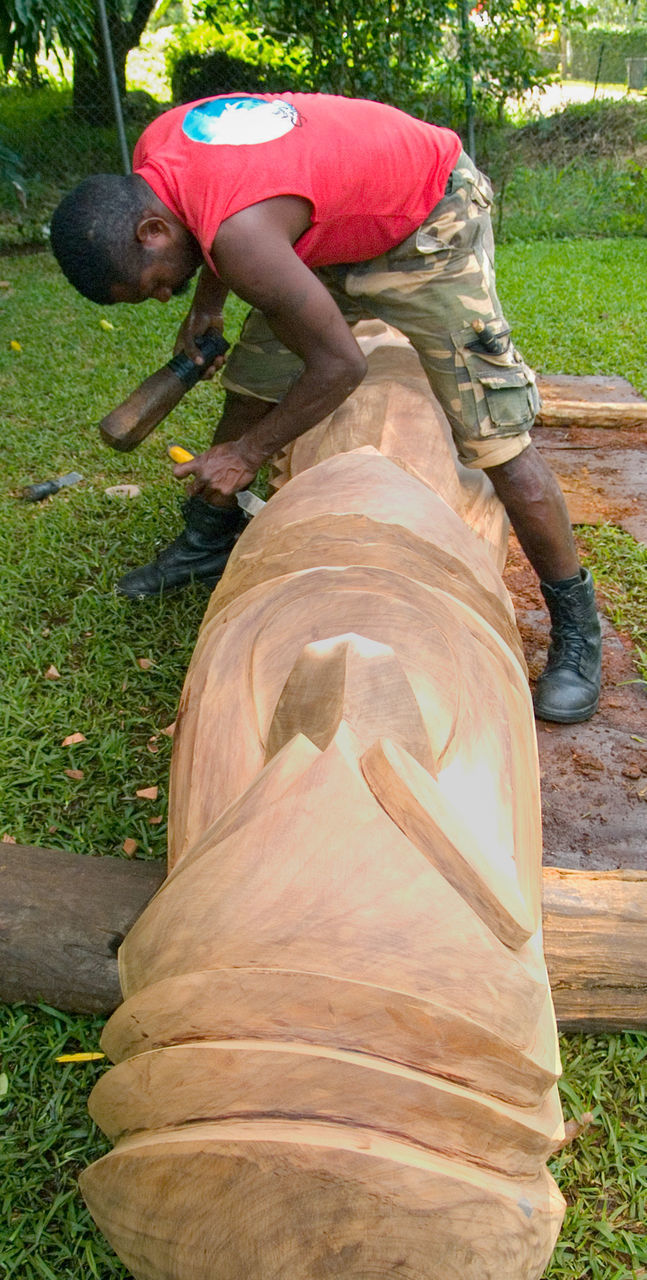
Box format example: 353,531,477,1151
168,444,195,464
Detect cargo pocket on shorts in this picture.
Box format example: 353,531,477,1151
456,335,540,439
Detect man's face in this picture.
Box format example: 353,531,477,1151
111,226,202,305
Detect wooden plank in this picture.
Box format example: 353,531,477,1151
543,867,647,1030
536,373,647,429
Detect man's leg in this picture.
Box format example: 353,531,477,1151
117,390,273,598
485,443,579,582
340,152,601,722
486,444,601,722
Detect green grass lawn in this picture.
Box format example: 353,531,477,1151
0,242,646,1278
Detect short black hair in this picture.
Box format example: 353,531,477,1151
50,173,150,304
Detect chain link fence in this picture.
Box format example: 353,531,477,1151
0,9,281,252
2,7,647,253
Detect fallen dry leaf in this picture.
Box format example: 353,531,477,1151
44,664,61,680
161,721,176,737
65,769,84,781
136,785,158,801
62,732,86,746
122,838,138,857
148,816,163,825
2,834,16,844
552,1113,595,1151
136,657,153,670
146,737,160,754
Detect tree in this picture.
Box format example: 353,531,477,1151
0,0,159,125
72,0,159,126
201,0,450,114
209,0,586,127
0,0,95,81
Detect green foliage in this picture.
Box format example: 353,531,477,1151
485,98,647,242
0,255,249,852
577,526,647,679
201,0,586,123
166,19,308,102
568,23,647,84
545,1033,647,1280
0,135,23,185
0,0,95,77
212,0,447,111
495,158,647,241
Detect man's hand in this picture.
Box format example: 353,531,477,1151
173,440,259,501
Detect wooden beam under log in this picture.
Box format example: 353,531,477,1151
536,373,647,429
1,843,645,1030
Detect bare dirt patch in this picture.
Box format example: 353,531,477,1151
503,535,647,872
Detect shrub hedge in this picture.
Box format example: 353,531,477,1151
567,25,647,86
166,22,308,104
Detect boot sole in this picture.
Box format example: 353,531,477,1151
116,576,220,599
533,696,600,725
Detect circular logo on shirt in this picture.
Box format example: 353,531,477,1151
182,96,300,146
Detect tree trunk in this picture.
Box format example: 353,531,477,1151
71,0,156,126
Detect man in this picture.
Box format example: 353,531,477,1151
50,91,601,723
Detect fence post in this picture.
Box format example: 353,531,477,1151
96,0,131,174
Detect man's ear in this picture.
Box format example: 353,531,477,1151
135,214,174,247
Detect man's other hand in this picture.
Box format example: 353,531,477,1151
173,440,258,501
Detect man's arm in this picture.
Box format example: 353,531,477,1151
173,197,368,500
174,264,229,369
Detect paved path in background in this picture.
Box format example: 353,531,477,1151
517,78,644,116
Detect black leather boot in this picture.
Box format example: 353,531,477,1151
533,569,602,723
117,497,247,598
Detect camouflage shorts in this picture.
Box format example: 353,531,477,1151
222,151,540,469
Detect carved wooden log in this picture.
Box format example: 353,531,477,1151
80,329,565,1279
3,846,647,1028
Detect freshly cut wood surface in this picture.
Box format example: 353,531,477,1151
4,847,646,1032
80,1121,564,1280
361,737,536,949
88,1040,563,1174
168,556,528,867
211,449,519,652
122,730,548,1051
83,332,565,1279
101,967,560,1106
279,338,510,567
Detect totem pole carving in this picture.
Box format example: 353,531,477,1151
81,326,565,1280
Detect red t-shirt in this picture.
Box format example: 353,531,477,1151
133,93,461,271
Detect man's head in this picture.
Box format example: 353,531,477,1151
50,173,202,305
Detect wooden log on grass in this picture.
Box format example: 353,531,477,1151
2,846,646,1030
0,842,163,1012
79,328,566,1280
